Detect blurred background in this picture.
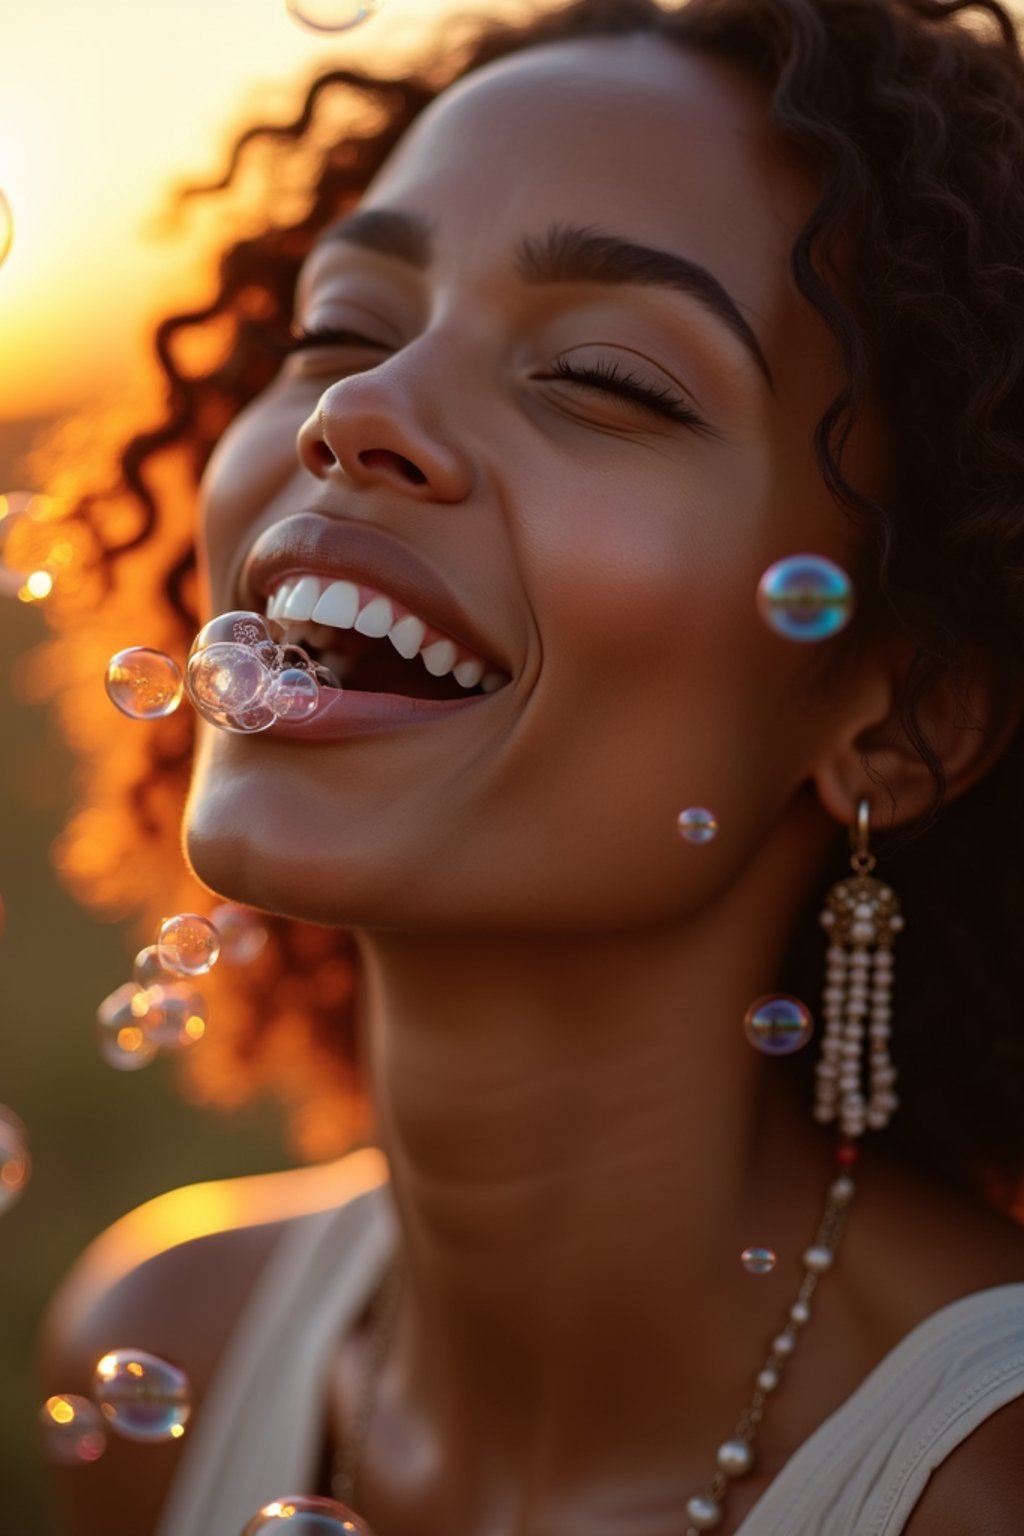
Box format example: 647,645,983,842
0,0,522,1527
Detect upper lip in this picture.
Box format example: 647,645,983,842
239,513,508,670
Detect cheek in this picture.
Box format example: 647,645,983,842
198,386,307,602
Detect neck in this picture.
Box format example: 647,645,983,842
354,791,839,1521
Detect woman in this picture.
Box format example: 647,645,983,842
40,0,1024,1531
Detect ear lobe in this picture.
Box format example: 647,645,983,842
812,647,1021,832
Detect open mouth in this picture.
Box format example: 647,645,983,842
260,573,511,703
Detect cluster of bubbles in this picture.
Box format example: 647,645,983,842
106,611,334,733
40,1349,193,1464
96,905,267,1071
284,0,378,34
242,1496,373,1533
756,553,853,643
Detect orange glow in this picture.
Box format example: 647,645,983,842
1,1161,26,1189
116,1025,147,1054
0,0,529,420
185,1015,206,1041
95,1354,117,1379
126,1361,144,1379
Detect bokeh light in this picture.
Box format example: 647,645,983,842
39,1394,107,1465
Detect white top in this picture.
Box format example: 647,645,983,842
155,1161,1024,1536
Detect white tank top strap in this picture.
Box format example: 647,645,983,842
737,1282,1024,1534
154,1178,396,1536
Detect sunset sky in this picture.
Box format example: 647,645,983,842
0,0,523,421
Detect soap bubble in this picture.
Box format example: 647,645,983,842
133,944,180,987
93,1349,191,1442
39,1394,107,1465
189,610,278,657
241,1494,374,1533
0,190,12,267
211,903,268,965
140,982,206,1051
756,555,853,643
740,1246,777,1276
743,994,814,1055
283,0,378,34
0,1107,31,1214
676,807,719,844
157,913,221,976
187,642,271,714
105,648,184,719
267,667,320,721
96,984,160,1071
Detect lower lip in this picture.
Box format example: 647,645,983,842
263,686,497,741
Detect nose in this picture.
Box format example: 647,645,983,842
295,364,474,503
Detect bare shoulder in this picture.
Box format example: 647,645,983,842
902,1394,1024,1535
40,1146,387,1536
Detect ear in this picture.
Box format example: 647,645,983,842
812,641,1021,832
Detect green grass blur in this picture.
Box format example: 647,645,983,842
0,419,296,1533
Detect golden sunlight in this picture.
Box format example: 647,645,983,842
0,0,525,421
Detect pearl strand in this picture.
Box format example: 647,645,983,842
683,1152,858,1532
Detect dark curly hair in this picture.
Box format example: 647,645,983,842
31,0,1024,1193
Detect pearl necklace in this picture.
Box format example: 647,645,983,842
330,1141,859,1533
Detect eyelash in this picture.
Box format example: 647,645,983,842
286,326,704,427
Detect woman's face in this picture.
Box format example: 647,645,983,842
187,34,879,931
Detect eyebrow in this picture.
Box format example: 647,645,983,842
315,209,774,391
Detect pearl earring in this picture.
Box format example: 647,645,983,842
814,798,904,1139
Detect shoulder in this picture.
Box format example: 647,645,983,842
40,1147,388,1536
902,1391,1024,1536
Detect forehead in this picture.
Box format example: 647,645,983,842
359,35,814,315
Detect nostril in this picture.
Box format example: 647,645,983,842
309,440,337,472
359,448,428,486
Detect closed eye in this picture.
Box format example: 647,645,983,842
285,324,393,354
544,357,706,427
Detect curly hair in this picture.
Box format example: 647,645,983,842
30,0,1024,1191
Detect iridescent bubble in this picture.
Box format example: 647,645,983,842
187,642,272,716
743,994,814,1055
740,1246,778,1276
93,1348,191,1442
157,913,221,976
0,189,12,267
283,0,378,35
39,1394,107,1465
756,554,853,643
133,944,180,987
140,982,206,1051
105,648,184,720
268,667,320,721
0,1107,30,1214
96,984,160,1071
676,807,719,844
189,610,278,658
241,1495,374,1533
210,903,268,965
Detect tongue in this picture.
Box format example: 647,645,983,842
332,633,472,701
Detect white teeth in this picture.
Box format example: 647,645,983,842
421,639,458,677
312,579,360,629
480,671,504,693
354,595,394,637
282,575,322,621
388,613,427,659
453,657,485,689
266,583,294,620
